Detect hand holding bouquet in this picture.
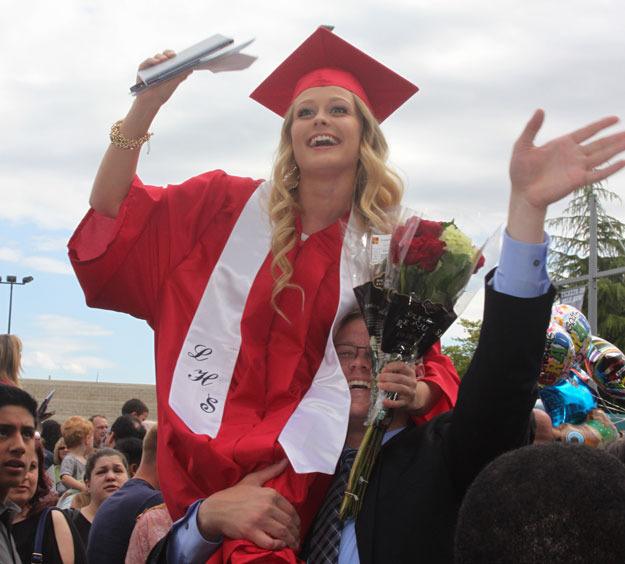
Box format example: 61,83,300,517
340,212,489,520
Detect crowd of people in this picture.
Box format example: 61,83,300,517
0,379,157,563
4,327,625,563
2,25,625,563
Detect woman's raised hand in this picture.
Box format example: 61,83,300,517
507,110,625,243
134,50,193,109
89,50,193,217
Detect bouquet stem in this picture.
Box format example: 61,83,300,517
339,409,392,521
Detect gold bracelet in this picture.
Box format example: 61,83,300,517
109,119,153,150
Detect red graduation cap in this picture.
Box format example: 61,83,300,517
250,27,418,123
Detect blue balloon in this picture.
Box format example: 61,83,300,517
539,371,597,427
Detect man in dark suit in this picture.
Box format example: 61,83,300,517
325,276,554,563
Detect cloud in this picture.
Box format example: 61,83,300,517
0,169,94,231
3,0,625,385
0,246,72,275
0,247,21,262
21,315,115,377
23,349,115,376
31,236,70,253
23,257,72,275
3,0,625,232
33,314,113,337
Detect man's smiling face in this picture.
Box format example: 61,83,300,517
335,316,373,425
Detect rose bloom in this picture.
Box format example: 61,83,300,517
390,218,445,264
390,217,419,263
415,219,444,238
405,237,446,271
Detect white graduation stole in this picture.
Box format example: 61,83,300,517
168,181,357,474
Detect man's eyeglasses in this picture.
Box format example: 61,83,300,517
335,343,372,363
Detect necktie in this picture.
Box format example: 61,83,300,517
306,447,357,564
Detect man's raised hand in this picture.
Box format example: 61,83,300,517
508,111,625,243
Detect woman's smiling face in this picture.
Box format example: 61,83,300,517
290,85,362,180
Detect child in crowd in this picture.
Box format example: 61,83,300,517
59,416,94,497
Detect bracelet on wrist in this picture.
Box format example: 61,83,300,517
109,119,153,150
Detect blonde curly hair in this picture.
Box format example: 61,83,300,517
269,94,403,315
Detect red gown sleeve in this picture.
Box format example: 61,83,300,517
413,340,460,424
68,171,258,326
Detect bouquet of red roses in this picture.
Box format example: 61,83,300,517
340,213,487,520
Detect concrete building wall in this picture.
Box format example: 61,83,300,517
21,378,157,424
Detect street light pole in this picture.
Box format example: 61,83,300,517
0,275,34,334
7,283,14,334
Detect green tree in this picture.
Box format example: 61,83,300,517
547,181,625,351
442,318,482,378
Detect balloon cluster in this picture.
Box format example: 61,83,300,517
539,304,591,388
587,336,625,399
537,303,622,444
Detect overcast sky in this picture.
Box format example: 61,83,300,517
1,0,624,385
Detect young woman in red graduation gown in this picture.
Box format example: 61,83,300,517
69,28,459,562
